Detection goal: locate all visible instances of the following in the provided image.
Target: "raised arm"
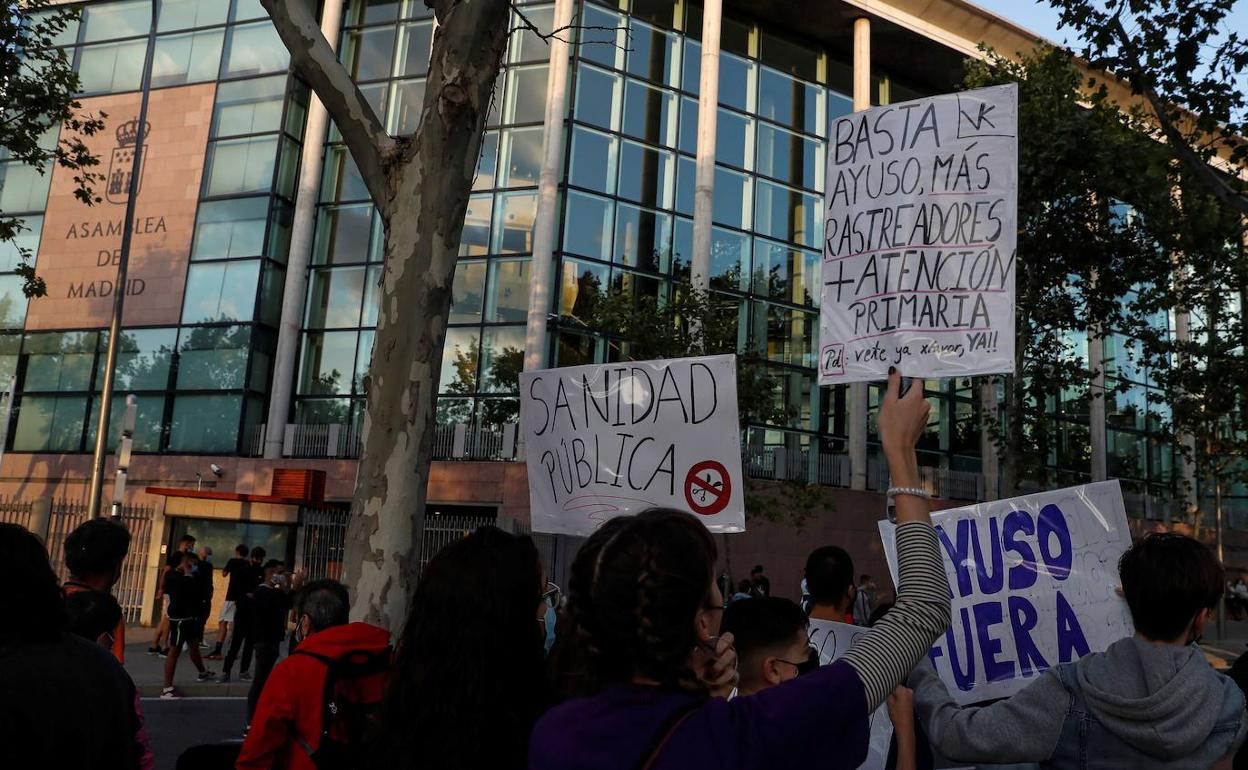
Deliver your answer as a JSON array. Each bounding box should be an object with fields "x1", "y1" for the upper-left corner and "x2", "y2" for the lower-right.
[{"x1": 841, "y1": 370, "x2": 951, "y2": 711}]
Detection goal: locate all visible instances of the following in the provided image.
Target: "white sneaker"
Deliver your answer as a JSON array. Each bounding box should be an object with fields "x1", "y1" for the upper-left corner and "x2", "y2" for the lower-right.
[
  {"x1": 239, "y1": 671, "x2": 252, "y2": 682},
  {"x1": 160, "y1": 687, "x2": 180, "y2": 700}
]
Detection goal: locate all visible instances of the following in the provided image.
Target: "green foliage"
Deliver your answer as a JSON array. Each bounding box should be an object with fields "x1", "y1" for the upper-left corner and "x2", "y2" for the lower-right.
[{"x1": 1, "y1": 0, "x2": 108, "y2": 298}]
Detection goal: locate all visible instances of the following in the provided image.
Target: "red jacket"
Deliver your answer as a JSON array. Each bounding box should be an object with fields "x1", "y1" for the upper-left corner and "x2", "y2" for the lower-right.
[{"x1": 236, "y1": 622, "x2": 391, "y2": 770}]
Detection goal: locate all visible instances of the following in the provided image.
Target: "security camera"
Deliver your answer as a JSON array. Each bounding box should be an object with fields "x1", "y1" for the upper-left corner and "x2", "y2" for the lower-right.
[{"x1": 210, "y1": 464, "x2": 224, "y2": 477}]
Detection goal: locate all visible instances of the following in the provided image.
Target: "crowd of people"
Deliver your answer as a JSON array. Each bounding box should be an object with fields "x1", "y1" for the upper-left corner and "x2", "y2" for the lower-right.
[{"x1": 3, "y1": 370, "x2": 1247, "y2": 770}]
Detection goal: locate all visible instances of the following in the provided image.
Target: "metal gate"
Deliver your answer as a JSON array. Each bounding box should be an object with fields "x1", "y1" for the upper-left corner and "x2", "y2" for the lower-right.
[{"x1": 43, "y1": 501, "x2": 155, "y2": 624}]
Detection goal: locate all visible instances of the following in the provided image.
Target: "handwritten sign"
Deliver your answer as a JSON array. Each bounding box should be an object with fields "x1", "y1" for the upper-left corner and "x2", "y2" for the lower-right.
[
  {"x1": 519, "y1": 355, "x2": 745, "y2": 536},
  {"x1": 879, "y1": 481, "x2": 1133, "y2": 704},
  {"x1": 819, "y1": 84, "x2": 1018, "y2": 384},
  {"x1": 808, "y1": 619, "x2": 893, "y2": 770}
]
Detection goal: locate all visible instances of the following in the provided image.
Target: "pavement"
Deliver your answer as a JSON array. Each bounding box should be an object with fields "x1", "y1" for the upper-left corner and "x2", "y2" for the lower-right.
[{"x1": 124, "y1": 625, "x2": 277, "y2": 697}]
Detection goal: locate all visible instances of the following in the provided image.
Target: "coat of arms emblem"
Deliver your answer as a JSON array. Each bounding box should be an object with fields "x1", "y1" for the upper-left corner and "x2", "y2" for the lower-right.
[{"x1": 106, "y1": 117, "x2": 150, "y2": 205}]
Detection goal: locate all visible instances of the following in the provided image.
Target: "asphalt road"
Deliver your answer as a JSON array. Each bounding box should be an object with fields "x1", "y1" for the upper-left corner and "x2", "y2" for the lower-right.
[{"x1": 141, "y1": 697, "x2": 247, "y2": 770}]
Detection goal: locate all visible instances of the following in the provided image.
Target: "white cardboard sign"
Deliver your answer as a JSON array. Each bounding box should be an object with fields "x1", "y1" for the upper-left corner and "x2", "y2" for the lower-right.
[
  {"x1": 808, "y1": 619, "x2": 894, "y2": 770},
  {"x1": 819, "y1": 83, "x2": 1018, "y2": 384},
  {"x1": 519, "y1": 355, "x2": 746, "y2": 536},
  {"x1": 879, "y1": 480, "x2": 1134, "y2": 704}
]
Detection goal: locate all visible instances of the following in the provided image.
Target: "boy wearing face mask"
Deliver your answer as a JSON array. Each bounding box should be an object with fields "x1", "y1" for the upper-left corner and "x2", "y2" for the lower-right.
[{"x1": 721, "y1": 597, "x2": 814, "y2": 696}]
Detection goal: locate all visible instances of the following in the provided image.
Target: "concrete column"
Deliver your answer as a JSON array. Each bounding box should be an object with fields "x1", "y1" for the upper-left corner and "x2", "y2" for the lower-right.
[
  {"x1": 264, "y1": 0, "x2": 347, "y2": 459},
  {"x1": 980, "y1": 380, "x2": 1000, "y2": 500},
  {"x1": 690, "y1": 0, "x2": 722, "y2": 290},
  {"x1": 1088, "y1": 331, "x2": 1108, "y2": 482},
  {"x1": 523, "y1": 0, "x2": 575, "y2": 372},
  {"x1": 848, "y1": 16, "x2": 871, "y2": 490}
]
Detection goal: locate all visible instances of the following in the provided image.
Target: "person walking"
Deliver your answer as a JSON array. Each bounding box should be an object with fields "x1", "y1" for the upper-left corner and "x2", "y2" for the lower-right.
[
  {"x1": 221, "y1": 546, "x2": 266, "y2": 683},
  {"x1": 150, "y1": 534, "x2": 195, "y2": 655},
  {"x1": 530, "y1": 369, "x2": 950, "y2": 770},
  {"x1": 236, "y1": 580, "x2": 390, "y2": 770},
  {"x1": 0, "y1": 523, "x2": 142, "y2": 770},
  {"x1": 161, "y1": 551, "x2": 215, "y2": 698},
  {"x1": 247, "y1": 560, "x2": 305, "y2": 723},
  {"x1": 208, "y1": 544, "x2": 250, "y2": 659},
  {"x1": 63, "y1": 517, "x2": 132, "y2": 663}
]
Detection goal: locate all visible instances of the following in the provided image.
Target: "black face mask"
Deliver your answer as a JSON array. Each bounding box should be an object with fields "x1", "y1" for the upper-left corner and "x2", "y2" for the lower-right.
[{"x1": 797, "y1": 646, "x2": 821, "y2": 676}]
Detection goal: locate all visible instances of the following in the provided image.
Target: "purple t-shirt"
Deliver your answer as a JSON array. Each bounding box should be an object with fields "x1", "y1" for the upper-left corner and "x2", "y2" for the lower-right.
[{"x1": 529, "y1": 659, "x2": 870, "y2": 770}]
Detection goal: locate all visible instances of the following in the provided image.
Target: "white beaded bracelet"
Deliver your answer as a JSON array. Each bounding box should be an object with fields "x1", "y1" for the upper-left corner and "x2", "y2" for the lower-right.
[{"x1": 887, "y1": 485, "x2": 931, "y2": 501}]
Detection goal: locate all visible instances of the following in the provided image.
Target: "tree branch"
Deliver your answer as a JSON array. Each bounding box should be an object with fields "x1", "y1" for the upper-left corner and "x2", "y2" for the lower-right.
[
  {"x1": 509, "y1": 3, "x2": 629, "y2": 48},
  {"x1": 261, "y1": 0, "x2": 393, "y2": 210},
  {"x1": 1109, "y1": 15, "x2": 1248, "y2": 219}
]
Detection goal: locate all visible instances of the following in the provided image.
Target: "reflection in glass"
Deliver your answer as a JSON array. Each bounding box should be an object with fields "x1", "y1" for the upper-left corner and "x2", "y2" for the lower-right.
[
  {"x1": 574, "y1": 65, "x2": 620, "y2": 130},
  {"x1": 715, "y1": 108, "x2": 751, "y2": 169},
  {"x1": 756, "y1": 123, "x2": 821, "y2": 189},
  {"x1": 560, "y1": 260, "x2": 607, "y2": 321},
  {"x1": 451, "y1": 261, "x2": 486, "y2": 323},
  {"x1": 306, "y1": 267, "x2": 365, "y2": 329},
  {"x1": 440, "y1": 329, "x2": 480, "y2": 394},
  {"x1": 500, "y1": 127, "x2": 543, "y2": 187},
  {"x1": 192, "y1": 198, "x2": 268, "y2": 260},
  {"x1": 298, "y1": 332, "x2": 357, "y2": 395},
  {"x1": 618, "y1": 141, "x2": 673, "y2": 209},
  {"x1": 712, "y1": 166, "x2": 751, "y2": 229},
  {"x1": 314, "y1": 204, "x2": 374, "y2": 264},
  {"x1": 76, "y1": 41, "x2": 146, "y2": 94},
  {"x1": 13, "y1": 396, "x2": 87, "y2": 452},
  {"x1": 626, "y1": 18, "x2": 678, "y2": 87},
  {"x1": 396, "y1": 21, "x2": 433, "y2": 76},
  {"x1": 223, "y1": 22, "x2": 290, "y2": 77},
  {"x1": 755, "y1": 181, "x2": 820, "y2": 249},
  {"x1": 482, "y1": 327, "x2": 525, "y2": 395},
  {"x1": 151, "y1": 29, "x2": 223, "y2": 88},
  {"x1": 569, "y1": 127, "x2": 617, "y2": 193},
  {"x1": 623, "y1": 80, "x2": 677, "y2": 147},
  {"x1": 203, "y1": 136, "x2": 279, "y2": 196},
  {"x1": 504, "y1": 65, "x2": 549, "y2": 124},
  {"x1": 614, "y1": 204, "x2": 671, "y2": 273},
  {"x1": 175, "y1": 325, "x2": 250, "y2": 389},
  {"x1": 710, "y1": 228, "x2": 749, "y2": 291},
  {"x1": 460, "y1": 194, "x2": 492, "y2": 257},
  {"x1": 181, "y1": 261, "x2": 260, "y2": 324},
  {"x1": 388, "y1": 78, "x2": 426, "y2": 135},
  {"x1": 563, "y1": 191, "x2": 613, "y2": 261},
  {"x1": 487, "y1": 259, "x2": 530, "y2": 322},
  {"x1": 212, "y1": 75, "x2": 287, "y2": 137},
  {"x1": 107, "y1": 328, "x2": 176, "y2": 391},
  {"x1": 23, "y1": 332, "x2": 98, "y2": 392},
  {"x1": 492, "y1": 192, "x2": 537, "y2": 254},
  {"x1": 168, "y1": 395, "x2": 242, "y2": 453}
]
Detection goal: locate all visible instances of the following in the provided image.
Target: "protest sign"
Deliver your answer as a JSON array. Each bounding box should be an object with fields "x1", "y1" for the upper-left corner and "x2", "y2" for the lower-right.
[
  {"x1": 879, "y1": 480, "x2": 1134, "y2": 704},
  {"x1": 808, "y1": 619, "x2": 893, "y2": 770},
  {"x1": 519, "y1": 354, "x2": 745, "y2": 536},
  {"x1": 819, "y1": 83, "x2": 1018, "y2": 384}
]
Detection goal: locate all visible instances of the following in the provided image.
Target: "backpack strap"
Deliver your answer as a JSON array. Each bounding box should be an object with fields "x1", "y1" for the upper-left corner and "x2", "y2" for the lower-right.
[{"x1": 634, "y1": 701, "x2": 699, "y2": 770}]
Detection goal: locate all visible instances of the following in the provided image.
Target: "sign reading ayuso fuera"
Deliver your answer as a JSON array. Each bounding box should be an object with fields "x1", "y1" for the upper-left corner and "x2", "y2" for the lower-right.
[
  {"x1": 519, "y1": 355, "x2": 746, "y2": 536},
  {"x1": 819, "y1": 84, "x2": 1018, "y2": 385}
]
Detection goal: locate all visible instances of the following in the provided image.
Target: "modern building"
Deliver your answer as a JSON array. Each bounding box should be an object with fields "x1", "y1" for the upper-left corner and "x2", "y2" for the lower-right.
[{"x1": 4, "y1": 0, "x2": 1244, "y2": 619}]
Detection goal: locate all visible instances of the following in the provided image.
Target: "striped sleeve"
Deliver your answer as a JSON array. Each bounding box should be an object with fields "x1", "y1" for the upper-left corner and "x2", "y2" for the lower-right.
[{"x1": 841, "y1": 522, "x2": 951, "y2": 711}]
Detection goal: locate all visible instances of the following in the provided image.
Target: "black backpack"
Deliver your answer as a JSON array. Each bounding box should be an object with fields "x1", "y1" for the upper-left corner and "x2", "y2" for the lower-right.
[{"x1": 293, "y1": 646, "x2": 392, "y2": 770}]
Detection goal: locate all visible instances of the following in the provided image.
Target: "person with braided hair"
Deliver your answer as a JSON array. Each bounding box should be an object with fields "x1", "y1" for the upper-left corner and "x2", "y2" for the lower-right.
[{"x1": 529, "y1": 368, "x2": 951, "y2": 770}]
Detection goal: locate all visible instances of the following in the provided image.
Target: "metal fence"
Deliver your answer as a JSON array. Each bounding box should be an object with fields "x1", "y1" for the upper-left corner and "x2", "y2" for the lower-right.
[{"x1": 0, "y1": 496, "x2": 32, "y2": 528}]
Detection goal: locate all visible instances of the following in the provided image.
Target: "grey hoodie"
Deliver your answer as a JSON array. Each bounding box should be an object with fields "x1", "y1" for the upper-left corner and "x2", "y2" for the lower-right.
[{"x1": 910, "y1": 636, "x2": 1248, "y2": 767}]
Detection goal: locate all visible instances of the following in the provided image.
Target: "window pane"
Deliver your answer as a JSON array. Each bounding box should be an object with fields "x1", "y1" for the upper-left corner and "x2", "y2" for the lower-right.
[
  {"x1": 504, "y1": 65, "x2": 548, "y2": 124},
  {"x1": 313, "y1": 204, "x2": 374, "y2": 264},
  {"x1": 77, "y1": 40, "x2": 146, "y2": 94},
  {"x1": 677, "y1": 98, "x2": 699, "y2": 157},
  {"x1": 192, "y1": 197, "x2": 267, "y2": 259},
  {"x1": 355, "y1": 329, "x2": 374, "y2": 391},
  {"x1": 712, "y1": 166, "x2": 751, "y2": 229},
  {"x1": 715, "y1": 108, "x2": 751, "y2": 169},
  {"x1": 23, "y1": 332, "x2": 97, "y2": 391},
  {"x1": 82, "y1": 0, "x2": 148, "y2": 42},
  {"x1": 440, "y1": 328, "x2": 479, "y2": 394},
  {"x1": 618, "y1": 141, "x2": 672, "y2": 209},
  {"x1": 0, "y1": 215, "x2": 42, "y2": 272},
  {"x1": 614, "y1": 203, "x2": 670, "y2": 273},
  {"x1": 474, "y1": 131, "x2": 498, "y2": 190},
  {"x1": 0, "y1": 275, "x2": 28, "y2": 328},
  {"x1": 569, "y1": 126, "x2": 617, "y2": 193},
  {"x1": 223, "y1": 22, "x2": 290, "y2": 77},
  {"x1": 460, "y1": 194, "x2": 492, "y2": 257},
  {"x1": 759, "y1": 31, "x2": 818, "y2": 82},
  {"x1": 151, "y1": 29, "x2": 224, "y2": 88},
  {"x1": 560, "y1": 259, "x2": 607, "y2": 321},
  {"x1": 486, "y1": 259, "x2": 530, "y2": 322},
  {"x1": 321, "y1": 146, "x2": 368, "y2": 203},
  {"x1": 754, "y1": 181, "x2": 820, "y2": 248},
  {"x1": 578, "y1": 5, "x2": 624, "y2": 70},
  {"x1": 451, "y1": 261, "x2": 486, "y2": 323},
  {"x1": 499, "y1": 126, "x2": 543, "y2": 187},
  {"x1": 710, "y1": 228, "x2": 749, "y2": 291},
  {"x1": 481, "y1": 327, "x2": 524, "y2": 393},
  {"x1": 14, "y1": 396, "x2": 86, "y2": 451},
  {"x1": 719, "y1": 52, "x2": 753, "y2": 111},
  {"x1": 345, "y1": 0, "x2": 401, "y2": 25},
  {"x1": 181, "y1": 261, "x2": 260, "y2": 324},
  {"x1": 108, "y1": 328, "x2": 176, "y2": 390},
  {"x1": 758, "y1": 68, "x2": 824, "y2": 135},
  {"x1": 176, "y1": 325, "x2": 250, "y2": 389},
  {"x1": 491, "y1": 192, "x2": 536, "y2": 254},
  {"x1": 168, "y1": 394, "x2": 241, "y2": 452},
  {"x1": 753, "y1": 303, "x2": 815, "y2": 368},
  {"x1": 267, "y1": 199, "x2": 295, "y2": 262},
  {"x1": 674, "y1": 155, "x2": 694, "y2": 216},
  {"x1": 159, "y1": 0, "x2": 228, "y2": 31},
  {"x1": 232, "y1": 0, "x2": 267, "y2": 22},
  {"x1": 212, "y1": 75, "x2": 286, "y2": 137},
  {"x1": 574, "y1": 65, "x2": 620, "y2": 131},
  {"x1": 0, "y1": 162, "x2": 51, "y2": 212},
  {"x1": 343, "y1": 26, "x2": 396, "y2": 81},
  {"x1": 753, "y1": 239, "x2": 819, "y2": 306},
  {"x1": 622, "y1": 79, "x2": 677, "y2": 147},
  {"x1": 298, "y1": 331, "x2": 357, "y2": 395},
  {"x1": 510, "y1": 6, "x2": 554, "y2": 63},
  {"x1": 396, "y1": 21, "x2": 433, "y2": 76},
  {"x1": 86, "y1": 394, "x2": 165, "y2": 452},
  {"x1": 557, "y1": 330, "x2": 598, "y2": 367},
  {"x1": 388, "y1": 78, "x2": 425, "y2": 135},
  {"x1": 563, "y1": 191, "x2": 613, "y2": 261},
  {"x1": 306, "y1": 267, "x2": 365, "y2": 329},
  {"x1": 203, "y1": 136, "x2": 278, "y2": 196},
  {"x1": 756, "y1": 123, "x2": 821, "y2": 189},
  {"x1": 626, "y1": 19, "x2": 677, "y2": 87}
]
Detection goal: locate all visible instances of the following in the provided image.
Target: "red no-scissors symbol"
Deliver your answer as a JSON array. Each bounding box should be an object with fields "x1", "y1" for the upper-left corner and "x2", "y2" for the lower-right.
[{"x1": 684, "y1": 460, "x2": 732, "y2": 516}]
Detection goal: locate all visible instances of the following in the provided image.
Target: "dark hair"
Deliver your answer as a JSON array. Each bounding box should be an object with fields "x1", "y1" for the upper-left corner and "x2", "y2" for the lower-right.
[
  {"x1": 64, "y1": 519, "x2": 131, "y2": 580},
  {"x1": 737, "y1": 579, "x2": 752, "y2": 593},
  {"x1": 167, "y1": 551, "x2": 185, "y2": 568},
  {"x1": 805, "y1": 545, "x2": 855, "y2": 606},
  {"x1": 65, "y1": 590, "x2": 122, "y2": 643},
  {"x1": 250, "y1": 546, "x2": 266, "y2": 560},
  {"x1": 177, "y1": 534, "x2": 196, "y2": 547},
  {"x1": 373, "y1": 526, "x2": 547, "y2": 770},
  {"x1": 0, "y1": 523, "x2": 65, "y2": 643},
  {"x1": 569, "y1": 508, "x2": 718, "y2": 692},
  {"x1": 751, "y1": 564, "x2": 764, "y2": 574},
  {"x1": 722, "y1": 597, "x2": 807, "y2": 661},
  {"x1": 297, "y1": 579, "x2": 349, "y2": 632},
  {"x1": 235, "y1": 544, "x2": 248, "y2": 556},
  {"x1": 262, "y1": 558, "x2": 282, "y2": 570},
  {"x1": 1120, "y1": 532, "x2": 1224, "y2": 641}
]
